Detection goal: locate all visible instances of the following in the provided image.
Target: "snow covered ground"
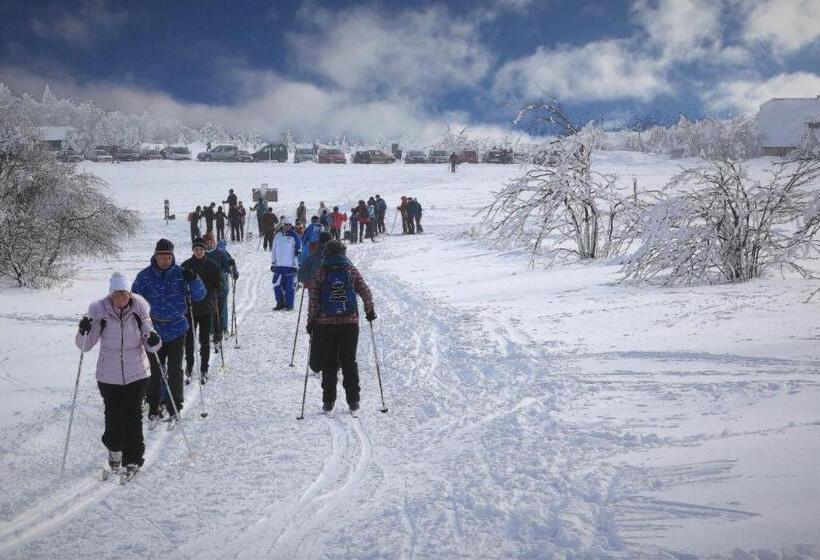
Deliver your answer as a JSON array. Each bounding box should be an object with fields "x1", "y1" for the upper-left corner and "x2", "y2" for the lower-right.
[{"x1": 0, "y1": 154, "x2": 818, "y2": 559}]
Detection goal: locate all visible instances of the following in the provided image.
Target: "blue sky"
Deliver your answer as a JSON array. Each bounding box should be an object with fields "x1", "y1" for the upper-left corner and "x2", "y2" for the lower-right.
[{"x1": 1, "y1": 0, "x2": 819, "y2": 140}]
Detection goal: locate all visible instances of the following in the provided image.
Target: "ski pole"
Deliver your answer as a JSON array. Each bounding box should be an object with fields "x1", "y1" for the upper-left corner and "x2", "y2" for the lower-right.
[
  {"x1": 213, "y1": 299, "x2": 226, "y2": 369},
  {"x1": 289, "y1": 288, "x2": 306, "y2": 367},
  {"x1": 60, "y1": 328, "x2": 88, "y2": 475},
  {"x1": 187, "y1": 300, "x2": 208, "y2": 419},
  {"x1": 369, "y1": 321, "x2": 388, "y2": 413},
  {"x1": 390, "y1": 209, "x2": 398, "y2": 235},
  {"x1": 152, "y1": 352, "x2": 198, "y2": 458},
  {"x1": 296, "y1": 334, "x2": 312, "y2": 420},
  {"x1": 232, "y1": 276, "x2": 240, "y2": 349},
  {"x1": 230, "y1": 277, "x2": 236, "y2": 337}
]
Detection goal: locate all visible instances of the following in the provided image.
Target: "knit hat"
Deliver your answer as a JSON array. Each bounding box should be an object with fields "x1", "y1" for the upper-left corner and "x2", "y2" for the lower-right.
[
  {"x1": 154, "y1": 238, "x2": 174, "y2": 255},
  {"x1": 109, "y1": 272, "x2": 130, "y2": 295},
  {"x1": 192, "y1": 237, "x2": 206, "y2": 250},
  {"x1": 202, "y1": 232, "x2": 215, "y2": 244},
  {"x1": 318, "y1": 232, "x2": 332, "y2": 243},
  {"x1": 282, "y1": 216, "x2": 293, "y2": 225},
  {"x1": 325, "y1": 240, "x2": 346, "y2": 256}
]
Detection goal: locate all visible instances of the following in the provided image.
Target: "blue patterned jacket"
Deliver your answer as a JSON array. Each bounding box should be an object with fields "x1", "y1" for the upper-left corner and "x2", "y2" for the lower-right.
[{"x1": 131, "y1": 256, "x2": 206, "y2": 341}]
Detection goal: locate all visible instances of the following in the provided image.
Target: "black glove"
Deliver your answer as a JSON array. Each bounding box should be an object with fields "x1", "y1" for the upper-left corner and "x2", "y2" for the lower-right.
[
  {"x1": 146, "y1": 331, "x2": 161, "y2": 346},
  {"x1": 232, "y1": 269, "x2": 239, "y2": 281},
  {"x1": 366, "y1": 310, "x2": 377, "y2": 322},
  {"x1": 181, "y1": 266, "x2": 197, "y2": 282},
  {"x1": 306, "y1": 322, "x2": 315, "y2": 335},
  {"x1": 270, "y1": 265, "x2": 276, "y2": 273},
  {"x1": 78, "y1": 316, "x2": 92, "y2": 335}
]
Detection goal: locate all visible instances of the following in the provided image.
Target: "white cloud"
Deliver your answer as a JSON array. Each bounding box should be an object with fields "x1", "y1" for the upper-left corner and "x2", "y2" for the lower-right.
[
  {"x1": 0, "y1": 65, "x2": 531, "y2": 145},
  {"x1": 287, "y1": 6, "x2": 492, "y2": 98},
  {"x1": 30, "y1": 0, "x2": 128, "y2": 48},
  {"x1": 703, "y1": 71, "x2": 820, "y2": 113},
  {"x1": 493, "y1": 39, "x2": 670, "y2": 103},
  {"x1": 743, "y1": 0, "x2": 820, "y2": 54},
  {"x1": 633, "y1": 0, "x2": 723, "y2": 63}
]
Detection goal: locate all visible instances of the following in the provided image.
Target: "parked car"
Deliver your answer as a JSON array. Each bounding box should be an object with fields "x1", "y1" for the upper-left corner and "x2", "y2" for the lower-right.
[
  {"x1": 294, "y1": 147, "x2": 315, "y2": 163},
  {"x1": 162, "y1": 146, "x2": 192, "y2": 160},
  {"x1": 86, "y1": 148, "x2": 113, "y2": 162},
  {"x1": 427, "y1": 150, "x2": 449, "y2": 164},
  {"x1": 197, "y1": 144, "x2": 241, "y2": 162},
  {"x1": 57, "y1": 148, "x2": 83, "y2": 163},
  {"x1": 252, "y1": 143, "x2": 288, "y2": 162},
  {"x1": 236, "y1": 150, "x2": 253, "y2": 162},
  {"x1": 115, "y1": 147, "x2": 140, "y2": 162},
  {"x1": 353, "y1": 150, "x2": 396, "y2": 164},
  {"x1": 140, "y1": 149, "x2": 162, "y2": 160},
  {"x1": 459, "y1": 150, "x2": 479, "y2": 163},
  {"x1": 404, "y1": 150, "x2": 429, "y2": 164},
  {"x1": 317, "y1": 148, "x2": 346, "y2": 164},
  {"x1": 483, "y1": 148, "x2": 514, "y2": 164}
]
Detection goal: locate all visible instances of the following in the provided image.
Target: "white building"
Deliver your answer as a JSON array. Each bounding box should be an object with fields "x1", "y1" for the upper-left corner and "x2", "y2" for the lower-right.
[{"x1": 758, "y1": 97, "x2": 820, "y2": 156}]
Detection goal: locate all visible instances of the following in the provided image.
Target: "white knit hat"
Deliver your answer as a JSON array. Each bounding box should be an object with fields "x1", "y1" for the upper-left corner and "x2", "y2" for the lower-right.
[
  {"x1": 282, "y1": 216, "x2": 293, "y2": 225},
  {"x1": 109, "y1": 272, "x2": 130, "y2": 295}
]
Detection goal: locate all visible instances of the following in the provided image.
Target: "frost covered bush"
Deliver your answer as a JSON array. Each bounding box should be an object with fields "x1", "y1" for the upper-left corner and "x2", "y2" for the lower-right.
[
  {"x1": 481, "y1": 102, "x2": 644, "y2": 262},
  {"x1": 0, "y1": 140, "x2": 139, "y2": 287},
  {"x1": 623, "y1": 155, "x2": 820, "y2": 285},
  {"x1": 607, "y1": 115, "x2": 761, "y2": 160}
]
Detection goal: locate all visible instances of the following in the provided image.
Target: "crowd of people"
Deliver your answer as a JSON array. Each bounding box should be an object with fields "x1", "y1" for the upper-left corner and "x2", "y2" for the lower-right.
[{"x1": 72, "y1": 188, "x2": 424, "y2": 479}]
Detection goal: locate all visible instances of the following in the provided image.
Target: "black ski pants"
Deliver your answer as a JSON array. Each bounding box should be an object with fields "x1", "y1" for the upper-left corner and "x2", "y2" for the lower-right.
[
  {"x1": 414, "y1": 215, "x2": 423, "y2": 233},
  {"x1": 147, "y1": 334, "x2": 185, "y2": 417},
  {"x1": 231, "y1": 223, "x2": 241, "y2": 242},
  {"x1": 185, "y1": 313, "x2": 212, "y2": 374},
  {"x1": 206, "y1": 218, "x2": 214, "y2": 234},
  {"x1": 216, "y1": 222, "x2": 225, "y2": 241},
  {"x1": 316, "y1": 324, "x2": 360, "y2": 407},
  {"x1": 98, "y1": 378, "x2": 148, "y2": 466}
]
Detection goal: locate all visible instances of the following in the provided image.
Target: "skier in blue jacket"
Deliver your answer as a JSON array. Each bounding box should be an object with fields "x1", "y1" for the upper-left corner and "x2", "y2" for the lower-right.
[
  {"x1": 132, "y1": 238, "x2": 206, "y2": 424},
  {"x1": 299, "y1": 216, "x2": 324, "y2": 266},
  {"x1": 271, "y1": 217, "x2": 301, "y2": 310}
]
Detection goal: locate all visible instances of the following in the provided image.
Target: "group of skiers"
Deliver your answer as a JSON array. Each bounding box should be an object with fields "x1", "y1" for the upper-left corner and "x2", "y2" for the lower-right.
[
  {"x1": 187, "y1": 189, "x2": 247, "y2": 243},
  {"x1": 75, "y1": 234, "x2": 239, "y2": 479},
  {"x1": 70, "y1": 191, "x2": 428, "y2": 480},
  {"x1": 398, "y1": 196, "x2": 423, "y2": 234}
]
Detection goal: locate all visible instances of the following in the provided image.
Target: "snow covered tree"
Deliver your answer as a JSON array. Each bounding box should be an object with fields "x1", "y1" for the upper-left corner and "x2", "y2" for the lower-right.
[
  {"x1": 622, "y1": 155, "x2": 820, "y2": 286},
  {"x1": 481, "y1": 101, "x2": 644, "y2": 262},
  {"x1": 0, "y1": 142, "x2": 139, "y2": 287}
]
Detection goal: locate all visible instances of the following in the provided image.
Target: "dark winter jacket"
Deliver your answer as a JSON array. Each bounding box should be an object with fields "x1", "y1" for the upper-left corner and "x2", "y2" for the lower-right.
[
  {"x1": 131, "y1": 257, "x2": 206, "y2": 342},
  {"x1": 76, "y1": 294, "x2": 162, "y2": 385},
  {"x1": 409, "y1": 200, "x2": 422, "y2": 218},
  {"x1": 203, "y1": 206, "x2": 215, "y2": 227},
  {"x1": 297, "y1": 244, "x2": 326, "y2": 286},
  {"x1": 262, "y1": 212, "x2": 278, "y2": 234},
  {"x1": 181, "y1": 255, "x2": 222, "y2": 316},
  {"x1": 228, "y1": 205, "x2": 242, "y2": 226},
  {"x1": 215, "y1": 208, "x2": 226, "y2": 227},
  {"x1": 307, "y1": 255, "x2": 374, "y2": 326},
  {"x1": 252, "y1": 200, "x2": 269, "y2": 218},
  {"x1": 224, "y1": 192, "x2": 238, "y2": 207},
  {"x1": 207, "y1": 243, "x2": 235, "y2": 295},
  {"x1": 296, "y1": 204, "x2": 307, "y2": 224}
]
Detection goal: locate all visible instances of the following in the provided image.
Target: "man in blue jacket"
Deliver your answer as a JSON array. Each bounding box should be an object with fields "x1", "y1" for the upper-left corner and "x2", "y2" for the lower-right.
[
  {"x1": 132, "y1": 238, "x2": 206, "y2": 424},
  {"x1": 271, "y1": 218, "x2": 302, "y2": 310}
]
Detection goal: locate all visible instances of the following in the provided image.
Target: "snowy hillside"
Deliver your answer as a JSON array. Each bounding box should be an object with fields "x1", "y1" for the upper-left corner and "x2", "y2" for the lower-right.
[{"x1": 0, "y1": 155, "x2": 818, "y2": 559}]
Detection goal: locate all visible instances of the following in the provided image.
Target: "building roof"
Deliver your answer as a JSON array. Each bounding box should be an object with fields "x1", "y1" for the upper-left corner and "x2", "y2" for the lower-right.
[
  {"x1": 36, "y1": 126, "x2": 73, "y2": 142},
  {"x1": 758, "y1": 97, "x2": 820, "y2": 148}
]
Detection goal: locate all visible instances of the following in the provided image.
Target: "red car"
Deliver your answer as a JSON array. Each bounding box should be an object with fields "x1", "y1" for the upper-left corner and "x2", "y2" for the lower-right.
[
  {"x1": 317, "y1": 148, "x2": 346, "y2": 163},
  {"x1": 459, "y1": 150, "x2": 479, "y2": 163}
]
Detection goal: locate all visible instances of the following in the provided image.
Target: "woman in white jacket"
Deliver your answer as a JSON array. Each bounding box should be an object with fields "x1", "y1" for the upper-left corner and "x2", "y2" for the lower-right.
[{"x1": 75, "y1": 272, "x2": 162, "y2": 475}]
